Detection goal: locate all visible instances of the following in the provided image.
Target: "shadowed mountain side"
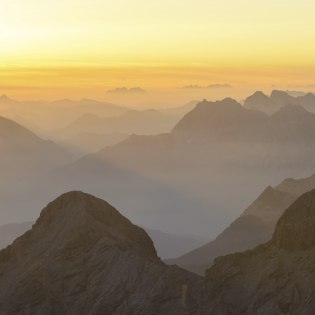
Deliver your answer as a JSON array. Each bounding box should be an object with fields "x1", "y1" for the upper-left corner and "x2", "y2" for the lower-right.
[
  {"x1": 167, "y1": 186, "x2": 297, "y2": 274},
  {"x1": 0, "y1": 96, "x2": 129, "y2": 135},
  {"x1": 173, "y1": 98, "x2": 267, "y2": 140},
  {"x1": 0, "y1": 220, "x2": 208, "y2": 259},
  {"x1": 4, "y1": 98, "x2": 315, "y2": 238},
  {"x1": 203, "y1": 189, "x2": 315, "y2": 314},
  {"x1": 0, "y1": 192, "x2": 202, "y2": 315},
  {"x1": 3, "y1": 190, "x2": 315, "y2": 314}
]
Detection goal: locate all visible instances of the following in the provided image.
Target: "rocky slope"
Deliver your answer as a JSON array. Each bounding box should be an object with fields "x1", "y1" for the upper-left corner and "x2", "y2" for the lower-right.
[
  {"x1": 169, "y1": 171, "x2": 315, "y2": 276},
  {"x1": 0, "y1": 220, "x2": 208, "y2": 259},
  {"x1": 203, "y1": 189, "x2": 315, "y2": 314},
  {"x1": 0, "y1": 192, "x2": 201, "y2": 315},
  {"x1": 3, "y1": 190, "x2": 315, "y2": 314},
  {"x1": 167, "y1": 186, "x2": 296, "y2": 274},
  {"x1": 0, "y1": 222, "x2": 33, "y2": 250}
]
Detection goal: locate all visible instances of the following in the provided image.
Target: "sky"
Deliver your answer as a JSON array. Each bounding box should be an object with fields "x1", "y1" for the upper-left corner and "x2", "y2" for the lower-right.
[{"x1": 1, "y1": 0, "x2": 315, "y2": 106}]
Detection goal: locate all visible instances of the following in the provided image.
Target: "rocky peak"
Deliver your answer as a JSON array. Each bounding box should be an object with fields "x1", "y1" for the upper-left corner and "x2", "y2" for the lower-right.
[
  {"x1": 273, "y1": 189, "x2": 315, "y2": 251},
  {"x1": 1, "y1": 191, "x2": 157, "y2": 261}
]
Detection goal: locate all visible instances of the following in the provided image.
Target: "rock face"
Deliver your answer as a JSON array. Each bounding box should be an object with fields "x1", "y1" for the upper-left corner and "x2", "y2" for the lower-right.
[
  {"x1": 274, "y1": 189, "x2": 315, "y2": 251},
  {"x1": 0, "y1": 192, "x2": 201, "y2": 315},
  {"x1": 203, "y1": 189, "x2": 315, "y2": 314}
]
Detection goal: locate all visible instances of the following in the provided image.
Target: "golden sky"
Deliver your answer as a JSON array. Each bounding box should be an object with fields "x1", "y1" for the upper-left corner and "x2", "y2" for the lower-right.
[{"x1": 1, "y1": 0, "x2": 315, "y2": 105}]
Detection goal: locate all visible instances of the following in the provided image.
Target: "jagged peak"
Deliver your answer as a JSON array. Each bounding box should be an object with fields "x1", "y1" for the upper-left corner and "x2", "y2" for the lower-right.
[{"x1": 195, "y1": 97, "x2": 240, "y2": 111}]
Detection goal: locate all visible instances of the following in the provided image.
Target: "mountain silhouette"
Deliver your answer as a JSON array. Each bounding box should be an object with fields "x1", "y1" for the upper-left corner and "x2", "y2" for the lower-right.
[
  {"x1": 203, "y1": 188, "x2": 315, "y2": 314},
  {"x1": 244, "y1": 89, "x2": 315, "y2": 114},
  {"x1": 0, "y1": 192, "x2": 200, "y2": 314},
  {"x1": 3, "y1": 190, "x2": 315, "y2": 313}
]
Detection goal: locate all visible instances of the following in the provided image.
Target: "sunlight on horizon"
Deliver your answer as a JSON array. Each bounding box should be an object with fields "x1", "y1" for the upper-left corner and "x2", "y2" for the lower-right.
[{"x1": 1, "y1": 0, "x2": 315, "y2": 102}]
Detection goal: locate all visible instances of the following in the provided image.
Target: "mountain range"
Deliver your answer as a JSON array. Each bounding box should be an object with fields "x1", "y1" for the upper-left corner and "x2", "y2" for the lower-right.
[
  {"x1": 2, "y1": 189, "x2": 315, "y2": 314},
  {"x1": 4, "y1": 96, "x2": 315, "y2": 238},
  {"x1": 244, "y1": 90, "x2": 315, "y2": 114},
  {"x1": 168, "y1": 171, "x2": 315, "y2": 274}
]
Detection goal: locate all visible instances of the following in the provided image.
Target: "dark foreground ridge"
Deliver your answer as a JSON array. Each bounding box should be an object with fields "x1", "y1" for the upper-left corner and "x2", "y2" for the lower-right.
[
  {"x1": 2, "y1": 190, "x2": 315, "y2": 314},
  {"x1": 0, "y1": 191, "x2": 201, "y2": 315}
]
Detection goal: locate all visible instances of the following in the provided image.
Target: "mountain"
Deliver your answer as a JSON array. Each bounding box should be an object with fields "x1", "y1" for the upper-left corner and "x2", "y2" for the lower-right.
[
  {"x1": 0, "y1": 192, "x2": 201, "y2": 314},
  {"x1": 0, "y1": 116, "x2": 73, "y2": 178},
  {"x1": 0, "y1": 220, "x2": 208, "y2": 259},
  {"x1": 3, "y1": 190, "x2": 315, "y2": 314},
  {"x1": 0, "y1": 95, "x2": 129, "y2": 136},
  {"x1": 0, "y1": 116, "x2": 75, "y2": 224},
  {"x1": 173, "y1": 98, "x2": 267, "y2": 141},
  {"x1": 168, "y1": 169, "x2": 315, "y2": 275},
  {"x1": 203, "y1": 188, "x2": 315, "y2": 314},
  {"x1": 6, "y1": 97, "x2": 315, "y2": 238},
  {"x1": 0, "y1": 222, "x2": 33, "y2": 250},
  {"x1": 60, "y1": 132, "x2": 128, "y2": 156},
  {"x1": 162, "y1": 100, "x2": 198, "y2": 117},
  {"x1": 244, "y1": 89, "x2": 315, "y2": 114},
  {"x1": 167, "y1": 186, "x2": 296, "y2": 274},
  {"x1": 58, "y1": 109, "x2": 179, "y2": 140}
]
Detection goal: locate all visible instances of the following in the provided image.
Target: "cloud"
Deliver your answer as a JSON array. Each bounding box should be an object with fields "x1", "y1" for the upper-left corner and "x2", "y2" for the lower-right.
[
  {"x1": 182, "y1": 84, "x2": 232, "y2": 90},
  {"x1": 107, "y1": 87, "x2": 147, "y2": 94}
]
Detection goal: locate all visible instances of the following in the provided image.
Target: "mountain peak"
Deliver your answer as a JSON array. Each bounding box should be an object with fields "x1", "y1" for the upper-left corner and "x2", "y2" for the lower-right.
[
  {"x1": 2, "y1": 191, "x2": 157, "y2": 261},
  {"x1": 251, "y1": 91, "x2": 269, "y2": 98},
  {"x1": 273, "y1": 189, "x2": 315, "y2": 251},
  {"x1": 243, "y1": 91, "x2": 275, "y2": 114},
  {"x1": 270, "y1": 90, "x2": 290, "y2": 97}
]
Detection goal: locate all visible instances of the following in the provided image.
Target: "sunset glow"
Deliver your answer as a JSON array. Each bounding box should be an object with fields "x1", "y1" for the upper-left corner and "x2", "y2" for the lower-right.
[{"x1": 1, "y1": 0, "x2": 315, "y2": 103}]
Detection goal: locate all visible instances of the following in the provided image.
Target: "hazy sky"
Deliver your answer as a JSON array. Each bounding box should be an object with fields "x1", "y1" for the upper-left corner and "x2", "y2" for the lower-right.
[{"x1": 1, "y1": 0, "x2": 315, "y2": 105}]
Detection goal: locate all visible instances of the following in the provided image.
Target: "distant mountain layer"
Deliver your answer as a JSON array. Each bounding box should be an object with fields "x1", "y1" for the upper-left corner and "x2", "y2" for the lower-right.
[
  {"x1": 0, "y1": 115, "x2": 73, "y2": 178},
  {"x1": 168, "y1": 172, "x2": 315, "y2": 275},
  {"x1": 201, "y1": 188, "x2": 315, "y2": 314},
  {"x1": 2, "y1": 190, "x2": 315, "y2": 314},
  {"x1": 244, "y1": 90, "x2": 315, "y2": 114},
  {"x1": 4, "y1": 97, "x2": 315, "y2": 237},
  {"x1": 59, "y1": 109, "x2": 178, "y2": 138},
  {"x1": 0, "y1": 221, "x2": 208, "y2": 259}
]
